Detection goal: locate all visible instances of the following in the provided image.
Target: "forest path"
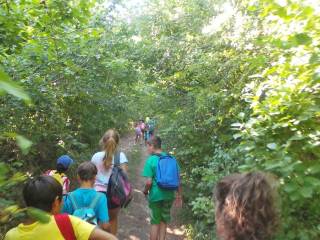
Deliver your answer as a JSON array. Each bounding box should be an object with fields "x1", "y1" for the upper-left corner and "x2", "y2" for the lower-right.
[{"x1": 117, "y1": 134, "x2": 186, "y2": 240}]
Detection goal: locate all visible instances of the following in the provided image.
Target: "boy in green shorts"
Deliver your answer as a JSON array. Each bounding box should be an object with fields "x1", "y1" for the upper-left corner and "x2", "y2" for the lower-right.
[
  {"x1": 4, "y1": 175, "x2": 117, "y2": 240},
  {"x1": 142, "y1": 136, "x2": 182, "y2": 240}
]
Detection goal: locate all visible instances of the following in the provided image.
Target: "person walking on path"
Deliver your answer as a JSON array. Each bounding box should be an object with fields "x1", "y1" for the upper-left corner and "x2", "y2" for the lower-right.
[
  {"x1": 91, "y1": 129, "x2": 129, "y2": 236},
  {"x1": 4, "y1": 176, "x2": 117, "y2": 240},
  {"x1": 45, "y1": 155, "x2": 74, "y2": 195},
  {"x1": 139, "y1": 119, "x2": 146, "y2": 142},
  {"x1": 62, "y1": 162, "x2": 110, "y2": 232},
  {"x1": 146, "y1": 117, "x2": 156, "y2": 138},
  {"x1": 142, "y1": 136, "x2": 182, "y2": 240},
  {"x1": 134, "y1": 122, "x2": 142, "y2": 145}
]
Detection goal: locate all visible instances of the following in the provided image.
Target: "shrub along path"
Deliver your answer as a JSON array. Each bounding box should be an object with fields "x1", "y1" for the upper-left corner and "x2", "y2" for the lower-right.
[{"x1": 117, "y1": 135, "x2": 186, "y2": 240}]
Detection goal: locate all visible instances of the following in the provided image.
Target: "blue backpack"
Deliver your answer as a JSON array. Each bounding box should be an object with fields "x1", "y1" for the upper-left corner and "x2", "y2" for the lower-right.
[
  {"x1": 155, "y1": 154, "x2": 180, "y2": 190},
  {"x1": 69, "y1": 193, "x2": 101, "y2": 225}
]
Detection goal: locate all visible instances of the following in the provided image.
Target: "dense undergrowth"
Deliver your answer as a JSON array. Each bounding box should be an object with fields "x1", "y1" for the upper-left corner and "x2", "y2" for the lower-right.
[{"x1": 1, "y1": 0, "x2": 319, "y2": 239}]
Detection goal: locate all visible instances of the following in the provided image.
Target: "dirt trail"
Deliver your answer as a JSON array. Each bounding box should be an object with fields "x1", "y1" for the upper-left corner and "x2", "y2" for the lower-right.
[{"x1": 117, "y1": 135, "x2": 186, "y2": 240}]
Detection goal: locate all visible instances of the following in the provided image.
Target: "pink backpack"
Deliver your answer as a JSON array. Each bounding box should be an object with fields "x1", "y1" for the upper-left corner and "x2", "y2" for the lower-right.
[{"x1": 107, "y1": 152, "x2": 133, "y2": 208}]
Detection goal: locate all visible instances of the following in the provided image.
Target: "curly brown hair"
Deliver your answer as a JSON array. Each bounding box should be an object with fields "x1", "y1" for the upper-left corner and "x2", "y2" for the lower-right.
[{"x1": 214, "y1": 172, "x2": 278, "y2": 240}]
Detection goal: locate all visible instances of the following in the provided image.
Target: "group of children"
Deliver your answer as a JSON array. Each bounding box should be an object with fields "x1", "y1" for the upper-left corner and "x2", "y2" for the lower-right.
[
  {"x1": 4, "y1": 127, "x2": 279, "y2": 240},
  {"x1": 134, "y1": 117, "x2": 156, "y2": 145},
  {"x1": 4, "y1": 129, "x2": 127, "y2": 240}
]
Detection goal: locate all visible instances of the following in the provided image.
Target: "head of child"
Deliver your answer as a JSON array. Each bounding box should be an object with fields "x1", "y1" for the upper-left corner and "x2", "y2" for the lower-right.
[
  {"x1": 99, "y1": 129, "x2": 120, "y2": 169},
  {"x1": 214, "y1": 172, "x2": 278, "y2": 240},
  {"x1": 77, "y1": 162, "x2": 97, "y2": 187},
  {"x1": 56, "y1": 155, "x2": 74, "y2": 174},
  {"x1": 146, "y1": 136, "x2": 161, "y2": 155},
  {"x1": 23, "y1": 176, "x2": 63, "y2": 215}
]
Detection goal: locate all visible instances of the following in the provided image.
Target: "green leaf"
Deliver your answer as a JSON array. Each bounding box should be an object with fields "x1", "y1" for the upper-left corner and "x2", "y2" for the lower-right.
[
  {"x1": 27, "y1": 208, "x2": 50, "y2": 223},
  {"x1": 300, "y1": 187, "x2": 313, "y2": 198},
  {"x1": 16, "y1": 135, "x2": 32, "y2": 155},
  {"x1": 309, "y1": 165, "x2": 320, "y2": 174},
  {"x1": 309, "y1": 53, "x2": 320, "y2": 64},
  {"x1": 283, "y1": 182, "x2": 297, "y2": 193},
  {"x1": 0, "y1": 163, "x2": 9, "y2": 183},
  {"x1": 233, "y1": 133, "x2": 242, "y2": 140},
  {"x1": 231, "y1": 122, "x2": 242, "y2": 128},
  {"x1": 267, "y1": 143, "x2": 277, "y2": 150},
  {"x1": 0, "y1": 68, "x2": 31, "y2": 103},
  {"x1": 293, "y1": 33, "x2": 312, "y2": 45},
  {"x1": 238, "y1": 112, "x2": 245, "y2": 119}
]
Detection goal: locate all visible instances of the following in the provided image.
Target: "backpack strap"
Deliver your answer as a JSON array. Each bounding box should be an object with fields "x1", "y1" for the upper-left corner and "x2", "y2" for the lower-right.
[
  {"x1": 54, "y1": 214, "x2": 76, "y2": 240},
  {"x1": 114, "y1": 151, "x2": 121, "y2": 166},
  {"x1": 69, "y1": 192, "x2": 79, "y2": 211},
  {"x1": 89, "y1": 194, "x2": 101, "y2": 209}
]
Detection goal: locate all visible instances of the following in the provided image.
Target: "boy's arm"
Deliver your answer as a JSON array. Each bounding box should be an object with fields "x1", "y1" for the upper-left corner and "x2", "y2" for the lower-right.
[
  {"x1": 99, "y1": 223, "x2": 111, "y2": 232},
  {"x1": 141, "y1": 158, "x2": 153, "y2": 196},
  {"x1": 97, "y1": 194, "x2": 111, "y2": 232},
  {"x1": 143, "y1": 178, "x2": 152, "y2": 195},
  {"x1": 174, "y1": 173, "x2": 183, "y2": 208},
  {"x1": 89, "y1": 228, "x2": 117, "y2": 240},
  {"x1": 61, "y1": 195, "x2": 73, "y2": 214},
  {"x1": 174, "y1": 185, "x2": 183, "y2": 207}
]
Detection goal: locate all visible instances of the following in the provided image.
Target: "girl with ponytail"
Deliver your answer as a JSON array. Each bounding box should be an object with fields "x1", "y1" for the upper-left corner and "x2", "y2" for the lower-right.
[{"x1": 91, "y1": 129, "x2": 129, "y2": 235}]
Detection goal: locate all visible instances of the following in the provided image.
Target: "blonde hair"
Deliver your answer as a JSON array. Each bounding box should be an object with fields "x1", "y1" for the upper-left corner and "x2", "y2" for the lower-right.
[{"x1": 99, "y1": 129, "x2": 120, "y2": 169}]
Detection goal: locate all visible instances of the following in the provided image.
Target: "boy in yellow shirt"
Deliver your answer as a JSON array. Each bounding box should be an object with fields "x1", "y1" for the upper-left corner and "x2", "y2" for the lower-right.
[
  {"x1": 4, "y1": 175, "x2": 117, "y2": 240},
  {"x1": 45, "y1": 155, "x2": 74, "y2": 195}
]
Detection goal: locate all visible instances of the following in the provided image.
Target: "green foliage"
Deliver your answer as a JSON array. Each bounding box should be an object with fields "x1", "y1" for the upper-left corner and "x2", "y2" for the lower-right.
[
  {"x1": 128, "y1": 0, "x2": 320, "y2": 239},
  {"x1": 1, "y1": 0, "x2": 319, "y2": 239},
  {"x1": 26, "y1": 208, "x2": 50, "y2": 224},
  {"x1": 0, "y1": 68, "x2": 31, "y2": 103},
  {"x1": 0, "y1": 0, "x2": 139, "y2": 235}
]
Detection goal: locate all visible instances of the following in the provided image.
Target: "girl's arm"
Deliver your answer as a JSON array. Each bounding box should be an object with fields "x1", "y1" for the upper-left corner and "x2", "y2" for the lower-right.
[{"x1": 120, "y1": 163, "x2": 128, "y2": 173}]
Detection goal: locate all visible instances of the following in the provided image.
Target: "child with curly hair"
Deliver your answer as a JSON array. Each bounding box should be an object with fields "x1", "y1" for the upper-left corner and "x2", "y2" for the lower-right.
[{"x1": 214, "y1": 172, "x2": 278, "y2": 240}]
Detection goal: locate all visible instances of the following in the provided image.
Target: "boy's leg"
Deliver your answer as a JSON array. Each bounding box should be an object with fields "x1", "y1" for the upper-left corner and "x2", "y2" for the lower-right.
[
  {"x1": 149, "y1": 201, "x2": 162, "y2": 240},
  {"x1": 158, "y1": 200, "x2": 174, "y2": 240},
  {"x1": 150, "y1": 224, "x2": 160, "y2": 240},
  {"x1": 159, "y1": 222, "x2": 167, "y2": 240}
]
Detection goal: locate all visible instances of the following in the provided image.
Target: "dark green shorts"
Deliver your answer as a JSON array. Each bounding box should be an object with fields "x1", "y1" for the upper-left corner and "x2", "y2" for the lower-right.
[{"x1": 149, "y1": 200, "x2": 173, "y2": 224}]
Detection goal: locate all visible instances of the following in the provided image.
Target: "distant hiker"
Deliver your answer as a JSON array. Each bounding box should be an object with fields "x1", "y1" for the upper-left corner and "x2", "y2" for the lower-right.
[
  {"x1": 134, "y1": 122, "x2": 142, "y2": 145},
  {"x1": 4, "y1": 175, "x2": 117, "y2": 240},
  {"x1": 45, "y1": 155, "x2": 74, "y2": 195},
  {"x1": 62, "y1": 162, "x2": 110, "y2": 232},
  {"x1": 144, "y1": 123, "x2": 150, "y2": 145},
  {"x1": 142, "y1": 136, "x2": 182, "y2": 240},
  {"x1": 214, "y1": 172, "x2": 278, "y2": 240},
  {"x1": 146, "y1": 117, "x2": 156, "y2": 138},
  {"x1": 139, "y1": 119, "x2": 146, "y2": 140},
  {"x1": 91, "y1": 129, "x2": 129, "y2": 236}
]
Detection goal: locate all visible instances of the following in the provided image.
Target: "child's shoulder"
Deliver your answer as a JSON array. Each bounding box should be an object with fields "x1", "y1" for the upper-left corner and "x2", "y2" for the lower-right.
[
  {"x1": 4, "y1": 226, "x2": 18, "y2": 240},
  {"x1": 91, "y1": 151, "x2": 105, "y2": 161},
  {"x1": 96, "y1": 191, "x2": 106, "y2": 199}
]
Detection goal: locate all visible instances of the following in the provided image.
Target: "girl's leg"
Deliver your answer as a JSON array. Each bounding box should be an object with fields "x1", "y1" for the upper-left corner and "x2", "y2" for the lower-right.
[{"x1": 108, "y1": 207, "x2": 120, "y2": 235}]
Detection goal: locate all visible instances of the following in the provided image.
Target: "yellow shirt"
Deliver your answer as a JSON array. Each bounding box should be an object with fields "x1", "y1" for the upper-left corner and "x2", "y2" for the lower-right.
[{"x1": 4, "y1": 215, "x2": 95, "y2": 240}]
